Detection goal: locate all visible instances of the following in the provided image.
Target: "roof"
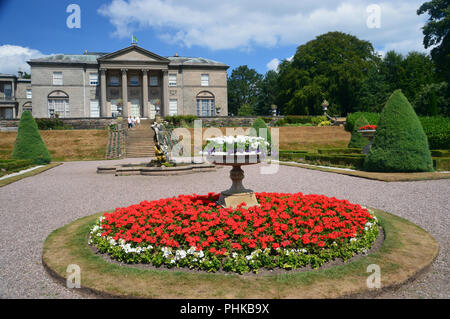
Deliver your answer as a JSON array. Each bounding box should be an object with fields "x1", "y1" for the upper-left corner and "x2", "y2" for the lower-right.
[
  {"x1": 0, "y1": 73, "x2": 16, "y2": 78},
  {"x1": 167, "y1": 56, "x2": 228, "y2": 68},
  {"x1": 29, "y1": 54, "x2": 104, "y2": 64}
]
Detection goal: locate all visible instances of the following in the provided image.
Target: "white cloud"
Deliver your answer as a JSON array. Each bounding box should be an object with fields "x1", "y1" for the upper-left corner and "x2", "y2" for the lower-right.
[
  {"x1": 0, "y1": 45, "x2": 46, "y2": 75},
  {"x1": 267, "y1": 58, "x2": 280, "y2": 71},
  {"x1": 98, "y1": 0, "x2": 428, "y2": 54}
]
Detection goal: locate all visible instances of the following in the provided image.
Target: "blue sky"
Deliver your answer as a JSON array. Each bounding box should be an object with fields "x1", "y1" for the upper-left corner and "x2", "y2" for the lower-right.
[{"x1": 0, "y1": 0, "x2": 429, "y2": 76}]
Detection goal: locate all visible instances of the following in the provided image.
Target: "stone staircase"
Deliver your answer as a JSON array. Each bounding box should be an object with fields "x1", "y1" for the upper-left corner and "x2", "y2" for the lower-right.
[{"x1": 125, "y1": 119, "x2": 156, "y2": 158}]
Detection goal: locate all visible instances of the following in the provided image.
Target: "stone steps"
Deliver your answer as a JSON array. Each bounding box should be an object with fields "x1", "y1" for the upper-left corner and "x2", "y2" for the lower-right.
[{"x1": 125, "y1": 120, "x2": 156, "y2": 158}]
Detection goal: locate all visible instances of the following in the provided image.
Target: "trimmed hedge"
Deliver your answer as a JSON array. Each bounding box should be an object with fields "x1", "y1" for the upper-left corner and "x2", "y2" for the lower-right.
[
  {"x1": 12, "y1": 111, "x2": 51, "y2": 165},
  {"x1": 431, "y1": 150, "x2": 450, "y2": 157},
  {"x1": 0, "y1": 159, "x2": 32, "y2": 171},
  {"x1": 364, "y1": 90, "x2": 433, "y2": 172},
  {"x1": 318, "y1": 148, "x2": 362, "y2": 155},
  {"x1": 345, "y1": 112, "x2": 380, "y2": 132},
  {"x1": 304, "y1": 154, "x2": 366, "y2": 168},
  {"x1": 164, "y1": 115, "x2": 198, "y2": 126},
  {"x1": 419, "y1": 117, "x2": 450, "y2": 150},
  {"x1": 279, "y1": 150, "x2": 308, "y2": 161},
  {"x1": 433, "y1": 157, "x2": 450, "y2": 171}
]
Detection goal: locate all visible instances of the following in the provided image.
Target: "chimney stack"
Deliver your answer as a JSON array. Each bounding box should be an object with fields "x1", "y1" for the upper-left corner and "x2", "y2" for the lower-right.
[{"x1": 18, "y1": 68, "x2": 23, "y2": 79}]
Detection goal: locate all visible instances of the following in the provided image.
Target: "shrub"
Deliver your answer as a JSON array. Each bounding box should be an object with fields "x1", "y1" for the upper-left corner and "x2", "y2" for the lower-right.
[
  {"x1": 279, "y1": 150, "x2": 308, "y2": 161},
  {"x1": 363, "y1": 90, "x2": 433, "y2": 172},
  {"x1": 0, "y1": 159, "x2": 32, "y2": 171},
  {"x1": 433, "y1": 157, "x2": 450, "y2": 171},
  {"x1": 419, "y1": 117, "x2": 450, "y2": 150},
  {"x1": 250, "y1": 117, "x2": 272, "y2": 145},
  {"x1": 318, "y1": 120, "x2": 331, "y2": 127},
  {"x1": 164, "y1": 115, "x2": 198, "y2": 126},
  {"x1": 345, "y1": 112, "x2": 380, "y2": 132},
  {"x1": 431, "y1": 150, "x2": 450, "y2": 157},
  {"x1": 35, "y1": 118, "x2": 65, "y2": 130},
  {"x1": 348, "y1": 116, "x2": 370, "y2": 149},
  {"x1": 311, "y1": 116, "x2": 327, "y2": 126},
  {"x1": 285, "y1": 115, "x2": 313, "y2": 124},
  {"x1": 12, "y1": 111, "x2": 51, "y2": 165}
]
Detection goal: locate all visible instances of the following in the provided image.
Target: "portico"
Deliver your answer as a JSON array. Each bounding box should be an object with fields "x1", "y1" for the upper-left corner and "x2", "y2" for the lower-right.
[{"x1": 98, "y1": 44, "x2": 170, "y2": 118}]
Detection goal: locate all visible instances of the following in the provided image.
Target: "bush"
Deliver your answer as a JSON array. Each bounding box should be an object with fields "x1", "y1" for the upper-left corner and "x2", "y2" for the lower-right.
[
  {"x1": 164, "y1": 115, "x2": 198, "y2": 126},
  {"x1": 348, "y1": 116, "x2": 370, "y2": 149},
  {"x1": 279, "y1": 150, "x2": 308, "y2": 161},
  {"x1": 35, "y1": 118, "x2": 65, "y2": 130},
  {"x1": 433, "y1": 157, "x2": 450, "y2": 171},
  {"x1": 304, "y1": 154, "x2": 365, "y2": 168},
  {"x1": 250, "y1": 117, "x2": 272, "y2": 145},
  {"x1": 431, "y1": 150, "x2": 450, "y2": 157},
  {"x1": 12, "y1": 111, "x2": 51, "y2": 165},
  {"x1": 318, "y1": 148, "x2": 362, "y2": 155},
  {"x1": 363, "y1": 90, "x2": 433, "y2": 172},
  {"x1": 345, "y1": 112, "x2": 380, "y2": 132},
  {"x1": 0, "y1": 159, "x2": 32, "y2": 171},
  {"x1": 285, "y1": 115, "x2": 313, "y2": 124},
  {"x1": 311, "y1": 116, "x2": 327, "y2": 126},
  {"x1": 419, "y1": 117, "x2": 450, "y2": 150}
]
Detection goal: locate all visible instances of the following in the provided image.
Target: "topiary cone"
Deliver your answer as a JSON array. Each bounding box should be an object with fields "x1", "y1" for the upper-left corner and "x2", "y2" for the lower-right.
[
  {"x1": 12, "y1": 111, "x2": 51, "y2": 165},
  {"x1": 250, "y1": 117, "x2": 272, "y2": 145},
  {"x1": 348, "y1": 115, "x2": 370, "y2": 148},
  {"x1": 363, "y1": 90, "x2": 433, "y2": 172}
]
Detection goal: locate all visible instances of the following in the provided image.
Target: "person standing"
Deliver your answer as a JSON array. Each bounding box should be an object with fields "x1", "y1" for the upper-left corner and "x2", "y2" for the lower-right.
[
  {"x1": 136, "y1": 116, "x2": 141, "y2": 128},
  {"x1": 132, "y1": 116, "x2": 137, "y2": 128},
  {"x1": 128, "y1": 116, "x2": 132, "y2": 129}
]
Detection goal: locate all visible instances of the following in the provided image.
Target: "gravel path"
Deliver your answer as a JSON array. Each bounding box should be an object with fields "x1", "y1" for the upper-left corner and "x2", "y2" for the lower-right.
[{"x1": 0, "y1": 160, "x2": 448, "y2": 299}]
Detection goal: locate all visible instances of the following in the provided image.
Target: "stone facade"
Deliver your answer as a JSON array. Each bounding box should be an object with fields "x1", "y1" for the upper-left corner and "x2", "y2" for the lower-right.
[
  {"x1": 26, "y1": 45, "x2": 229, "y2": 119},
  {"x1": 0, "y1": 72, "x2": 32, "y2": 119}
]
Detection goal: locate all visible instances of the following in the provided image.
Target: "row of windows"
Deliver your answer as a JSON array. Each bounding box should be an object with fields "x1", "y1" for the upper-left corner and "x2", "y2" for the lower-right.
[{"x1": 52, "y1": 72, "x2": 211, "y2": 87}]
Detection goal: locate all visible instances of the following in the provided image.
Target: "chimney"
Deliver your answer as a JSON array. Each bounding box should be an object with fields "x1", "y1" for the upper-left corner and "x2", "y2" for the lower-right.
[
  {"x1": 18, "y1": 68, "x2": 23, "y2": 79},
  {"x1": 174, "y1": 53, "x2": 179, "y2": 57}
]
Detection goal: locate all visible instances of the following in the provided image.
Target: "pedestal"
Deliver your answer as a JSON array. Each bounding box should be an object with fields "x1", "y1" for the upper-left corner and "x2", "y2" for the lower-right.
[{"x1": 218, "y1": 165, "x2": 259, "y2": 208}]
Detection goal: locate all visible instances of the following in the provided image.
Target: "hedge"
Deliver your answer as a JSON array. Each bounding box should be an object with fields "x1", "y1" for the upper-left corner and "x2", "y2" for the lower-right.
[
  {"x1": 318, "y1": 148, "x2": 362, "y2": 155},
  {"x1": 419, "y1": 117, "x2": 450, "y2": 150},
  {"x1": 0, "y1": 159, "x2": 32, "y2": 171},
  {"x1": 304, "y1": 154, "x2": 365, "y2": 168},
  {"x1": 250, "y1": 117, "x2": 272, "y2": 145},
  {"x1": 431, "y1": 150, "x2": 450, "y2": 157},
  {"x1": 348, "y1": 116, "x2": 370, "y2": 149},
  {"x1": 12, "y1": 111, "x2": 51, "y2": 165},
  {"x1": 164, "y1": 115, "x2": 198, "y2": 126},
  {"x1": 433, "y1": 157, "x2": 450, "y2": 171},
  {"x1": 279, "y1": 150, "x2": 308, "y2": 161},
  {"x1": 364, "y1": 90, "x2": 434, "y2": 172}
]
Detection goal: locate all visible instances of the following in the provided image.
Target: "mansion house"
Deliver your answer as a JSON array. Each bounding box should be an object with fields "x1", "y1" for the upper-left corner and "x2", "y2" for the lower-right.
[{"x1": 0, "y1": 44, "x2": 229, "y2": 119}]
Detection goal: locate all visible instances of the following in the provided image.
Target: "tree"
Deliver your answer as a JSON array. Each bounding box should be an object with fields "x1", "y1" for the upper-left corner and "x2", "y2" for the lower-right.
[
  {"x1": 256, "y1": 70, "x2": 279, "y2": 115},
  {"x1": 356, "y1": 62, "x2": 391, "y2": 112},
  {"x1": 237, "y1": 103, "x2": 255, "y2": 116},
  {"x1": 12, "y1": 111, "x2": 51, "y2": 165},
  {"x1": 227, "y1": 66, "x2": 263, "y2": 116},
  {"x1": 363, "y1": 90, "x2": 433, "y2": 172},
  {"x1": 417, "y1": 0, "x2": 450, "y2": 82},
  {"x1": 414, "y1": 81, "x2": 450, "y2": 116},
  {"x1": 401, "y1": 51, "x2": 437, "y2": 102},
  {"x1": 277, "y1": 32, "x2": 378, "y2": 116}
]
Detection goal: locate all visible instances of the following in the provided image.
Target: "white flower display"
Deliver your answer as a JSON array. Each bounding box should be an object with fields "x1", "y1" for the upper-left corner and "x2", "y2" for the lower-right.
[{"x1": 200, "y1": 135, "x2": 270, "y2": 156}]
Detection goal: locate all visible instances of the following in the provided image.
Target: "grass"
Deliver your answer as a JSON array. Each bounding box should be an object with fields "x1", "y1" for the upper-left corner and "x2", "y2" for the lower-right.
[
  {"x1": 0, "y1": 162, "x2": 61, "y2": 187},
  {"x1": 0, "y1": 130, "x2": 108, "y2": 162},
  {"x1": 277, "y1": 161, "x2": 450, "y2": 182},
  {"x1": 42, "y1": 209, "x2": 438, "y2": 298}
]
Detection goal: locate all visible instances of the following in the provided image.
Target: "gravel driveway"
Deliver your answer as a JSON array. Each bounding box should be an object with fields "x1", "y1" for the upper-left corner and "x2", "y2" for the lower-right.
[{"x1": 0, "y1": 159, "x2": 448, "y2": 299}]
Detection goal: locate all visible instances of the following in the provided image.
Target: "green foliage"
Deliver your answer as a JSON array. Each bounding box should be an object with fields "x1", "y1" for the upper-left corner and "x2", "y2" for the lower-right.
[
  {"x1": 250, "y1": 117, "x2": 271, "y2": 145},
  {"x1": 35, "y1": 118, "x2": 67, "y2": 130},
  {"x1": 433, "y1": 157, "x2": 450, "y2": 171},
  {"x1": 278, "y1": 31, "x2": 378, "y2": 116},
  {"x1": 279, "y1": 150, "x2": 308, "y2": 161},
  {"x1": 356, "y1": 62, "x2": 392, "y2": 113},
  {"x1": 345, "y1": 112, "x2": 380, "y2": 131},
  {"x1": 256, "y1": 70, "x2": 279, "y2": 115},
  {"x1": 419, "y1": 116, "x2": 450, "y2": 149},
  {"x1": 227, "y1": 65, "x2": 263, "y2": 115},
  {"x1": 431, "y1": 149, "x2": 450, "y2": 157},
  {"x1": 237, "y1": 103, "x2": 255, "y2": 116},
  {"x1": 414, "y1": 81, "x2": 449, "y2": 116},
  {"x1": 364, "y1": 90, "x2": 434, "y2": 172},
  {"x1": 12, "y1": 111, "x2": 51, "y2": 165},
  {"x1": 318, "y1": 148, "x2": 362, "y2": 155},
  {"x1": 417, "y1": 0, "x2": 450, "y2": 82},
  {"x1": 304, "y1": 153, "x2": 366, "y2": 168},
  {"x1": 0, "y1": 159, "x2": 32, "y2": 172},
  {"x1": 311, "y1": 116, "x2": 327, "y2": 126},
  {"x1": 348, "y1": 116, "x2": 370, "y2": 148},
  {"x1": 164, "y1": 115, "x2": 198, "y2": 126}
]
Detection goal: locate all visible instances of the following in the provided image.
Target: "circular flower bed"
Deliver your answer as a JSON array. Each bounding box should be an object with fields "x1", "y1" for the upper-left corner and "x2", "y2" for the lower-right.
[{"x1": 89, "y1": 193, "x2": 379, "y2": 274}]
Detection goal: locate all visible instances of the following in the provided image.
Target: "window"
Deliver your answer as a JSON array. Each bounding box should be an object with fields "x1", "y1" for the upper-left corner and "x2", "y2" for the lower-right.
[
  {"x1": 89, "y1": 73, "x2": 99, "y2": 86},
  {"x1": 48, "y1": 99, "x2": 69, "y2": 118},
  {"x1": 53, "y1": 72, "x2": 63, "y2": 86},
  {"x1": 109, "y1": 76, "x2": 119, "y2": 86},
  {"x1": 4, "y1": 83, "x2": 12, "y2": 97},
  {"x1": 90, "y1": 100, "x2": 100, "y2": 118},
  {"x1": 169, "y1": 99, "x2": 178, "y2": 116},
  {"x1": 196, "y1": 99, "x2": 215, "y2": 116},
  {"x1": 201, "y1": 74, "x2": 209, "y2": 86},
  {"x1": 150, "y1": 76, "x2": 158, "y2": 86},
  {"x1": 26, "y1": 89, "x2": 32, "y2": 99},
  {"x1": 169, "y1": 74, "x2": 177, "y2": 86},
  {"x1": 130, "y1": 75, "x2": 140, "y2": 86}
]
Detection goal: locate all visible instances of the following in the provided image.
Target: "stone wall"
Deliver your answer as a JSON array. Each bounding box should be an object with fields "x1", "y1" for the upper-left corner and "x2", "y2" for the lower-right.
[{"x1": 0, "y1": 118, "x2": 114, "y2": 130}]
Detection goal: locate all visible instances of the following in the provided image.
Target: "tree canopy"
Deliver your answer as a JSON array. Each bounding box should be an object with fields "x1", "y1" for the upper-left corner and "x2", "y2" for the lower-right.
[{"x1": 227, "y1": 65, "x2": 263, "y2": 116}]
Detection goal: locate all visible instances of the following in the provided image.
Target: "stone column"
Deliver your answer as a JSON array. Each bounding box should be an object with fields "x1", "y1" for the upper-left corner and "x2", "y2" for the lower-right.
[
  {"x1": 142, "y1": 69, "x2": 149, "y2": 118},
  {"x1": 121, "y1": 69, "x2": 128, "y2": 118},
  {"x1": 100, "y1": 69, "x2": 108, "y2": 117},
  {"x1": 162, "y1": 70, "x2": 169, "y2": 116}
]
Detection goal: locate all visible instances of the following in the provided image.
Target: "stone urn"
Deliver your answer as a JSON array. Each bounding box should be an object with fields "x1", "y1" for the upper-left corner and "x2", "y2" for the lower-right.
[
  {"x1": 207, "y1": 154, "x2": 261, "y2": 208},
  {"x1": 358, "y1": 129, "x2": 376, "y2": 155}
]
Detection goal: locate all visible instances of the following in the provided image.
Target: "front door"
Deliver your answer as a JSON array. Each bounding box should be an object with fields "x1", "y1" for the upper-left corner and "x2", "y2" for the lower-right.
[{"x1": 130, "y1": 99, "x2": 140, "y2": 117}]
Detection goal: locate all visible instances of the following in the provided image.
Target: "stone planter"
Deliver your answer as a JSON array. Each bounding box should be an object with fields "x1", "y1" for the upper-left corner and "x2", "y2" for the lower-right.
[
  {"x1": 358, "y1": 129, "x2": 376, "y2": 155},
  {"x1": 208, "y1": 154, "x2": 261, "y2": 208}
]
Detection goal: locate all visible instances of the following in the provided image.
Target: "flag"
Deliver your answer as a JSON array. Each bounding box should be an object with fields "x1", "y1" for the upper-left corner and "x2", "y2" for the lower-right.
[{"x1": 132, "y1": 35, "x2": 138, "y2": 43}]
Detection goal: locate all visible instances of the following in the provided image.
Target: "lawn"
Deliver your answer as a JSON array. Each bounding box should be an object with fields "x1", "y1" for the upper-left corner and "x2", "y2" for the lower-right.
[{"x1": 0, "y1": 130, "x2": 108, "y2": 161}]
